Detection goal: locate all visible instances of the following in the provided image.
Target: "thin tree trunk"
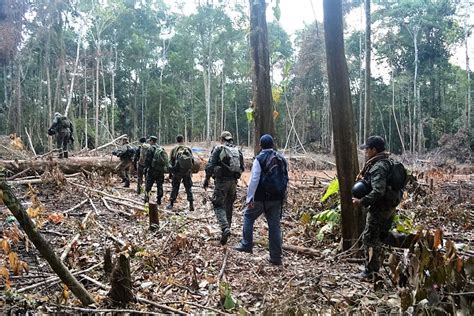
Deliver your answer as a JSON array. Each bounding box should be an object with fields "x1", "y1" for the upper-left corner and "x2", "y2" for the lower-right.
[
  {"x1": 95, "y1": 38, "x2": 101, "y2": 148},
  {"x1": 363, "y1": 0, "x2": 371, "y2": 142},
  {"x1": 235, "y1": 101, "x2": 239, "y2": 146},
  {"x1": 323, "y1": 0, "x2": 362, "y2": 250},
  {"x1": 65, "y1": 32, "x2": 81, "y2": 116},
  {"x1": 221, "y1": 70, "x2": 225, "y2": 134},
  {"x1": 358, "y1": 4, "x2": 364, "y2": 144},
  {"x1": 391, "y1": 69, "x2": 405, "y2": 154},
  {"x1": 465, "y1": 26, "x2": 471, "y2": 132}
]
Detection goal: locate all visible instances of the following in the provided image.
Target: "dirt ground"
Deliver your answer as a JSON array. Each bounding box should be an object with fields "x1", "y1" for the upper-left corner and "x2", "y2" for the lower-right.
[{"x1": 0, "y1": 143, "x2": 472, "y2": 314}]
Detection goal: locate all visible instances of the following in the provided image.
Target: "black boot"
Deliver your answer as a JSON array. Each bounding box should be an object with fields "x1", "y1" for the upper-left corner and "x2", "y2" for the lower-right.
[
  {"x1": 166, "y1": 201, "x2": 174, "y2": 210},
  {"x1": 63, "y1": 151, "x2": 69, "y2": 158},
  {"x1": 189, "y1": 201, "x2": 194, "y2": 212},
  {"x1": 124, "y1": 180, "x2": 130, "y2": 188}
]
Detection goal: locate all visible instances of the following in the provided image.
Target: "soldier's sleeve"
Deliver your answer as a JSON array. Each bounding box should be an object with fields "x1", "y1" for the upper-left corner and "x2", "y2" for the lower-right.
[
  {"x1": 239, "y1": 150, "x2": 245, "y2": 173},
  {"x1": 360, "y1": 161, "x2": 390, "y2": 207},
  {"x1": 205, "y1": 146, "x2": 220, "y2": 178},
  {"x1": 170, "y1": 146, "x2": 177, "y2": 166},
  {"x1": 69, "y1": 121, "x2": 74, "y2": 134}
]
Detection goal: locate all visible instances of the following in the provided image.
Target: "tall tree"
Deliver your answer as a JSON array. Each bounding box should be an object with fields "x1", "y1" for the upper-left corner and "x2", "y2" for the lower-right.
[
  {"x1": 323, "y1": 0, "x2": 362, "y2": 250},
  {"x1": 250, "y1": 0, "x2": 274, "y2": 154},
  {"x1": 363, "y1": 0, "x2": 371, "y2": 142}
]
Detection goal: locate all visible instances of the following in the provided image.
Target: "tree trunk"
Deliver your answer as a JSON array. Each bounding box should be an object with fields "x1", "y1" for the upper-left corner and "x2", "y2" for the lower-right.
[
  {"x1": 323, "y1": 0, "x2": 362, "y2": 251},
  {"x1": 391, "y1": 69, "x2": 405, "y2": 154},
  {"x1": 95, "y1": 38, "x2": 101, "y2": 149},
  {"x1": 250, "y1": 0, "x2": 274, "y2": 154},
  {"x1": 108, "y1": 253, "x2": 133, "y2": 304},
  {"x1": 149, "y1": 203, "x2": 159, "y2": 231},
  {"x1": 0, "y1": 179, "x2": 95, "y2": 306},
  {"x1": 363, "y1": 0, "x2": 371, "y2": 142},
  {"x1": 465, "y1": 26, "x2": 471, "y2": 132},
  {"x1": 65, "y1": 32, "x2": 81, "y2": 117}
]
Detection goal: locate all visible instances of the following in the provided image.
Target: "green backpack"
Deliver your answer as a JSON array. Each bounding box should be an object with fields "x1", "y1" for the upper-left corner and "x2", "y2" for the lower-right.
[
  {"x1": 151, "y1": 146, "x2": 169, "y2": 172},
  {"x1": 176, "y1": 146, "x2": 193, "y2": 172}
]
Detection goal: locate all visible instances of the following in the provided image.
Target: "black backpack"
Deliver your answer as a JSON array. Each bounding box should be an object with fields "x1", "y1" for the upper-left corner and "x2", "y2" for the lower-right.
[
  {"x1": 386, "y1": 159, "x2": 408, "y2": 192},
  {"x1": 258, "y1": 151, "x2": 289, "y2": 198}
]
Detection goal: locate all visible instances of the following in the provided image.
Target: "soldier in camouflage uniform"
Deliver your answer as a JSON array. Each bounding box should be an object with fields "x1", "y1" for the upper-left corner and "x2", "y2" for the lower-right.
[
  {"x1": 167, "y1": 135, "x2": 194, "y2": 211},
  {"x1": 144, "y1": 136, "x2": 168, "y2": 204},
  {"x1": 48, "y1": 112, "x2": 74, "y2": 158},
  {"x1": 113, "y1": 137, "x2": 134, "y2": 188},
  {"x1": 203, "y1": 131, "x2": 244, "y2": 245},
  {"x1": 134, "y1": 137, "x2": 149, "y2": 194},
  {"x1": 353, "y1": 136, "x2": 411, "y2": 280}
]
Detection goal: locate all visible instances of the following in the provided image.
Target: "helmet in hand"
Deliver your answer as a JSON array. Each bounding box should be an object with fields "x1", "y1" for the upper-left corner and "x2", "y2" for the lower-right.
[{"x1": 351, "y1": 180, "x2": 371, "y2": 199}]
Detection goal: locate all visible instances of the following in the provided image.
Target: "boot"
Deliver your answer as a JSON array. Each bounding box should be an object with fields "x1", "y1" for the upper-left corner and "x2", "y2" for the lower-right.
[
  {"x1": 124, "y1": 180, "x2": 130, "y2": 188},
  {"x1": 220, "y1": 228, "x2": 231, "y2": 245},
  {"x1": 156, "y1": 198, "x2": 161, "y2": 205},
  {"x1": 166, "y1": 201, "x2": 174, "y2": 210},
  {"x1": 63, "y1": 151, "x2": 69, "y2": 158},
  {"x1": 136, "y1": 186, "x2": 142, "y2": 195},
  {"x1": 144, "y1": 192, "x2": 150, "y2": 203},
  {"x1": 189, "y1": 201, "x2": 194, "y2": 212},
  {"x1": 58, "y1": 152, "x2": 64, "y2": 159}
]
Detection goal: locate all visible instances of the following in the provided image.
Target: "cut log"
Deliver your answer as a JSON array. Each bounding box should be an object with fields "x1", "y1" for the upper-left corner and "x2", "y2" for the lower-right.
[
  {"x1": 104, "y1": 248, "x2": 113, "y2": 275},
  {"x1": 0, "y1": 156, "x2": 120, "y2": 176},
  {"x1": 108, "y1": 253, "x2": 134, "y2": 304},
  {"x1": 0, "y1": 178, "x2": 95, "y2": 306},
  {"x1": 149, "y1": 203, "x2": 159, "y2": 230}
]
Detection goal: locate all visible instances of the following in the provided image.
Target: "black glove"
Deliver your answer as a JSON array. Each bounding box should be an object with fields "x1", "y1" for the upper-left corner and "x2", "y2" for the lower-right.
[{"x1": 203, "y1": 178, "x2": 209, "y2": 189}]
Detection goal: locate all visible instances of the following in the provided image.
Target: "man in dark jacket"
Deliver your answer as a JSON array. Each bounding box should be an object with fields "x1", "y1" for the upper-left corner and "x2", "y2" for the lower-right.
[
  {"x1": 234, "y1": 134, "x2": 288, "y2": 265},
  {"x1": 353, "y1": 136, "x2": 413, "y2": 280},
  {"x1": 113, "y1": 137, "x2": 134, "y2": 187},
  {"x1": 134, "y1": 137, "x2": 149, "y2": 194},
  {"x1": 48, "y1": 112, "x2": 74, "y2": 158},
  {"x1": 144, "y1": 136, "x2": 168, "y2": 204},
  {"x1": 203, "y1": 131, "x2": 244, "y2": 245},
  {"x1": 167, "y1": 135, "x2": 194, "y2": 211}
]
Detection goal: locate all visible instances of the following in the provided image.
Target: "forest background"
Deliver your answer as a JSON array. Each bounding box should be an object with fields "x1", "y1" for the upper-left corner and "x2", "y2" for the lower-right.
[{"x1": 0, "y1": 0, "x2": 472, "y2": 156}]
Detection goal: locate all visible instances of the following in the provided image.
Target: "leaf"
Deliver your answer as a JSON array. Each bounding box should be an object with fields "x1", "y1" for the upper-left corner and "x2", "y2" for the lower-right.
[
  {"x1": 300, "y1": 212, "x2": 311, "y2": 225},
  {"x1": 62, "y1": 284, "x2": 70, "y2": 303},
  {"x1": 321, "y1": 178, "x2": 339, "y2": 203},
  {"x1": 8, "y1": 252, "x2": 18, "y2": 270},
  {"x1": 0, "y1": 266, "x2": 10, "y2": 289},
  {"x1": 1, "y1": 239, "x2": 10, "y2": 254},
  {"x1": 26, "y1": 207, "x2": 39, "y2": 218},
  {"x1": 47, "y1": 213, "x2": 64, "y2": 224},
  {"x1": 433, "y1": 228, "x2": 443, "y2": 250},
  {"x1": 244, "y1": 108, "x2": 254, "y2": 122}
]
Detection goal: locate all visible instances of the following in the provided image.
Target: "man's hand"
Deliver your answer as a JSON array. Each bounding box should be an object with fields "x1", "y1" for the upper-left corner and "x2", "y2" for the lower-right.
[
  {"x1": 203, "y1": 178, "x2": 210, "y2": 189},
  {"x1": 352, "y1": 197, "x2": 362, "y2": 206}
]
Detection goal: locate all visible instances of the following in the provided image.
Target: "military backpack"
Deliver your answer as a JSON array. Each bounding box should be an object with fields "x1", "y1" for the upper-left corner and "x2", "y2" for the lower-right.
[
  {"x1": 138, "y1": 143, "x2": 150, "y2": 166},
  {"x1": 151, "y1": 146, "x2": 168, "y2": 172},
  {"x1": 219, "y1": 145, "x2": 242, "y2": 174},
  {"x1": 176, "y1": 146, "x2": 193, "y2": 172}
]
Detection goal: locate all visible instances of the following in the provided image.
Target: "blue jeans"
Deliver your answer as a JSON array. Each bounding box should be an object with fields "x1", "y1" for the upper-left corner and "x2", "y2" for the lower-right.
[{"x1": 240, "y1": 200, "x2": 282, "y2": 261}]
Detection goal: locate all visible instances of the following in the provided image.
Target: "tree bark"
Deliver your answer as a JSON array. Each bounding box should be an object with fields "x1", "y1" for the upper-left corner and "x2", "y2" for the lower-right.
[
  {"x1": 0, "y1": 178, "x2": 95, "y2": 306},
  {"x1": 108, "y1": 253, "x2": 134, "y2": 304},
  {"x1": 250, "y1": 0, "x2": 275, "y2": 154},
  {"x1": 363, "y1": 0, "x2": 371, "y2": 142},
  {"x1": 323, "y1": 0, "x2": 363, "y2": 250},
  {"x1": 149, "y1": 203, "x2": 159, "y2": 231}
]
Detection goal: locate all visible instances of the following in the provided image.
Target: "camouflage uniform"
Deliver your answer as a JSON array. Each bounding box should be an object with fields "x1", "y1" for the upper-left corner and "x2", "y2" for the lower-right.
[
  {"x1": 48, "y1": 113, "x2": 73, "y2": 158},
  {"x1": 168, "y1": 145, "x2": 194, "y2": 208},
  {"x1": 144, "y1": 143, "x2": 168, "y2": 204},
  {"x1": 134, "y1": 142, "x2": 150, "y2": 194},
  {"x1": 359, "y1": 154, "x2": 410, "y2": 274},
  {"x1": 205, "y1": 141, "x2": 244, "y2": 241},
  {"x1": 115, "y1": 143, "x2": 134, "y2": 187}
]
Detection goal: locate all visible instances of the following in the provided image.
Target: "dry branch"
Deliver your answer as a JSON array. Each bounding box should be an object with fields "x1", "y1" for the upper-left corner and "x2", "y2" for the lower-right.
[
  {"x1": 255, "y1": 239, "x2": 321, "y2": 257},
  {"x1": 0, "y1": 179, "x2": 95, "y2": 306},
  {"x1": 60, "y1": 233, "x2": 80, "y2": 261},
  {"x1": 89, "y1": 134, "x2": 128, "y2": 153},
  {"x1": 101, "y1": 197, "x2": 132, "y2": 217}
]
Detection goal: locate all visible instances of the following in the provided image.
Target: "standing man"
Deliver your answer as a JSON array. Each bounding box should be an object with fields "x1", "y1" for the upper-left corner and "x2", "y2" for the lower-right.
[
  {"x1": 113, "y1": 137, "x2": 134, "y2": 188},
  {"x1": 234, "y1": 134, "x2": 288, "y2": 266},
  {"x1": 353, "y1": 136, "x2": 409, "y2": 280},
  {"x1": 48, "y1": 112, "x2": 74, "y2": 158},
  {"x1": 134, "y1": 137, "x2": 150, "y2": 194},
  {"x1": 203, "y1": 131, "x2": 244, "y2": 245},
  {"x1": 167, "y1": 134, "x2": 194, "y2": 211},
  {"x1": 144, "y1": 136, "x2": 168, "y2": 204}
]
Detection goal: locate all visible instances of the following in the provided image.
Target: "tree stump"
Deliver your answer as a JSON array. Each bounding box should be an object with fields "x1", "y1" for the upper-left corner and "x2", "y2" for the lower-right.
[
  {"x1": 149, "y1": 203, "x2": 159, "y2": 231},
  {"x1": 108, "y1": 253, "x2": 134, "y2": 304},
  {"x1": 104, "y1": 248, "x2": 113, "y2": 276}
]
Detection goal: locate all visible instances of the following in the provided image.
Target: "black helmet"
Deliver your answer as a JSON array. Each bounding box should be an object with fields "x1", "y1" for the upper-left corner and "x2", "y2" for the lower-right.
[{"x1": 352, "y1": 180, "x2": 371, "y2": 199}]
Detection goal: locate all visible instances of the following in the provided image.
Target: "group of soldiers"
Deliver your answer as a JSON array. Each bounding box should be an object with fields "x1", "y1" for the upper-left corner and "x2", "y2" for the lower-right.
[{"x1": 47, "y1": 115, "x2": 410, "y2": 274}]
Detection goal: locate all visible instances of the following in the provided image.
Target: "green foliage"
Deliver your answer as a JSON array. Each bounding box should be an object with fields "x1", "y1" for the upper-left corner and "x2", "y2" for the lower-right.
[
  {"x1": 321, "y1": 178, "x2": 339, "y2": 203},
  {"x1": 393, "y1": 213, "x2": 414, "y2": 234},
  {"x1": 219, "y1": 282, "x2": 236, "y2": 310}
]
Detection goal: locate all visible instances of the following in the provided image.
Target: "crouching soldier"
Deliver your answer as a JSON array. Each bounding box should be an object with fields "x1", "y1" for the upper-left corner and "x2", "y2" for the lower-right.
[
  {"x1": 167, "y1": 134, "x2": 194, "y2": 211},
  {"x1": 48, "y1": 112, "x2": 74, "y2": 158}
]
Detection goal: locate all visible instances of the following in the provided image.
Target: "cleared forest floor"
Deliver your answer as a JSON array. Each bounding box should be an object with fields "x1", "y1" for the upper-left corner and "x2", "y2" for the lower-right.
[{"x1": 0, "y1": 141, "x2": 473, "y2": 314}]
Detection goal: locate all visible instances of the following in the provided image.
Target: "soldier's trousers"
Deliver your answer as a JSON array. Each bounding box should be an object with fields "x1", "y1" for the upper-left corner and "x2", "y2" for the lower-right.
[
  {"x1": 363, "y1": 208, "x2": 414, "y2": 273},
  {"x1": 212, "y1": 178, "x2": 237, "y2": 232},
  {"x1": 170, "y1": 172, "x2": 193, "y2": 202},
  {"x1": 116, "y1": 160, "x2": 133, "y2": 182},
  {"x1": 145, "y1": 171, "x2": 164, "y2": 202},
  {"x1": 137, "y1": 164, "x2": 146, "y2": 189},
  {"x1": 56, "y1": 131, "x2": 70, "y2": 157}
]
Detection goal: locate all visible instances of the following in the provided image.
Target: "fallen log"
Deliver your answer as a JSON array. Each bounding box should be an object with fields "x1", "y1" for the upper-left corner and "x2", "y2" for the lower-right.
[
  {"x1": 0, "y1": 156, "x2": 120, "y2": 175},
  {"x1": 0, "y1": 177, "x2": 95, "y2": 306}
]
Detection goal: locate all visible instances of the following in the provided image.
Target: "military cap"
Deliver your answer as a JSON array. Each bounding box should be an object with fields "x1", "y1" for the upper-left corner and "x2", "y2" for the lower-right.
[{"x1": 220, "y1": 131, "x2": 233, "y2": 141}]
